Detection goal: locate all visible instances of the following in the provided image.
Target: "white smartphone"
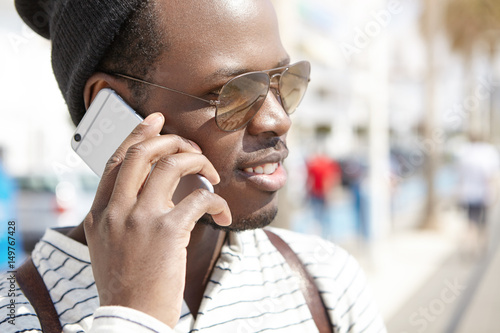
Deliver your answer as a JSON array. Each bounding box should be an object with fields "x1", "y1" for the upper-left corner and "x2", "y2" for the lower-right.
[{"x1": 71, "y1": 88, "x2": 214, "y2": 204}]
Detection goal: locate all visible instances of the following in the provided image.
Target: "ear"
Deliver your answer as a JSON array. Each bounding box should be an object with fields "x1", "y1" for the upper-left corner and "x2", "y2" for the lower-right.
[{"x1": 83, "y1": 72, "x2": 130, "y2": 109}]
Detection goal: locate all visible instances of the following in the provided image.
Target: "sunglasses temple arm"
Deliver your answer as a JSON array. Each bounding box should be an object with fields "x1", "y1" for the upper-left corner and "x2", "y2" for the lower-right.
[{"x1": 112, "y1": 73, "x2": 218, "y2": 106}]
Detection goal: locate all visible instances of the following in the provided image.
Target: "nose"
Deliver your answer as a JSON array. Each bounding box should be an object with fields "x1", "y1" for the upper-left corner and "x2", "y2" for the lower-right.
[{"x1": 245, "y1": 87, "x2": 292, "y2": 137}]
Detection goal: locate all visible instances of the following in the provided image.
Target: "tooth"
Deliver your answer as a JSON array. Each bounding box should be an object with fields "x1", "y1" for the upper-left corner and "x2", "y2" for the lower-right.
[
  {"x1": 254, "y1": 166, "x2": 264, "y2": 174},
  {"x1": 264, "y1": 163, "x2": 275, "y2": 174},
  {"x1": 244, "y1": 167, "x2": 254, "y2": 173}
]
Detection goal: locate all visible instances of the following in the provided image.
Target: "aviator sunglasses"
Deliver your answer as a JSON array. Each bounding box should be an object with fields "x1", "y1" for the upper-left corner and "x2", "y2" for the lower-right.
[{"x1": 110, "y1": 61, "x2": 311, "y2": 131}]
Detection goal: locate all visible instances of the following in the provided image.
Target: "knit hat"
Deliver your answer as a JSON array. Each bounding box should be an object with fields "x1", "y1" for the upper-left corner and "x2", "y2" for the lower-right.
[{"x1": 15, "y1": 0, "x2": 144, "y2": 126}]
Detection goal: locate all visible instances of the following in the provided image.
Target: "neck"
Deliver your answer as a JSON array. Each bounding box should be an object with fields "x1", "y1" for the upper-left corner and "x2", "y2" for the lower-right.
[
  {"x1": 184, "y1": 224, "x2": 226, "y2": 317},
  {"x1": 67, "y1": 221, "x2": 226, "y2": 317}
]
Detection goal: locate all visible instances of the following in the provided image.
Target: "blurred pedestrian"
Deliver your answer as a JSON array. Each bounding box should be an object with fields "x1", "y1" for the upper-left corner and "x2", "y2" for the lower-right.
[
  {"x1": 457, "y1": 134, "x2": 500, "y2": 255},
  {"x1": 341, "y1": 157, "x2": 369, "y2": 243},
  {"x1": 306, "y1": 152, "x2": 341, "y2": 239}
]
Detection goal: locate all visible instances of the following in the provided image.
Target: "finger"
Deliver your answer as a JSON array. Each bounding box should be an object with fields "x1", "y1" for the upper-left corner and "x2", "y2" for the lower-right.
[
  {"x1": 110, "y1": 135, "x2": 207, "y2": 205},
  {"x1": 167, "y1": 189, "x2": 232, "y2": 230},
  {"x1": 137, "y1": 152, "x2": 220, "y2": 209},
  {"x1": 91, "y1": 112, "x2": 165, "y2": 212}
]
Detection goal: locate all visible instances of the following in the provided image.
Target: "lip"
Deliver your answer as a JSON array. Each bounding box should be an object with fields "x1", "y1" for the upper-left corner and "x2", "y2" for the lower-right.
[
  {"x1": 239, "y1": 151, "x2": 289, "y2": 170},
  {"x1": 237, "y1": 151, "x2": 289, "y2": 192},
  {"x1": 237, "y1": 163, "x2": 287, "y2": 192}
]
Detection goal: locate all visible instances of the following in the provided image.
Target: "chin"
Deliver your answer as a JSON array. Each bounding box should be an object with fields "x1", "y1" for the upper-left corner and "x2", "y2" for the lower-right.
[{"x1": 198, "y1": 205, "x2": 278, "y2": 232}]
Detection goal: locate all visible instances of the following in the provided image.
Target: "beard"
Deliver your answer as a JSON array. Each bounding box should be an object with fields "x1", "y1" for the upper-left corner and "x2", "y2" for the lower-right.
[{"x1": 197, "y1": 206, "x2": 278, "y2": 232}]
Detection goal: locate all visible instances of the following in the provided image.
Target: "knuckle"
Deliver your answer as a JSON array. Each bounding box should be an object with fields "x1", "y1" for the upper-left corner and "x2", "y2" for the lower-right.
[
  {"x1": 125, "y1": 143, "x2": 149, "y2": 160},
  {"x1": 156, "y1": 155, "x2": 179, "y2": 171},
  {"x1": 192, "y1": 188, "x2": 212, "y2": 201},
  {"x1": 170, "y1": 134, "x2": 183, "y2": 143},
  {"x1": 130, "y1": 124, "x2": 147, "y2": 137},
  {"x1": 101, "y1": 205, "x2": 122, "y2": 232},
  {"x1": 83, "y1": 211, "x2": 97, "y2": 232},
  {"x1": 126, "y1": 206, "x2": 154, "y2": 230},
  {"x1": 104, "y1": 152, "x2": 124, "y2": 173},
  {"x1": 169, "y1": 134, "x2": 194, "y2": 154},
  {"x1": 124, "y1": 212, "x2": 142, "y2": 230},
  {"x1": 175, "y1": 135, "x2": 191, "y2": 148}
]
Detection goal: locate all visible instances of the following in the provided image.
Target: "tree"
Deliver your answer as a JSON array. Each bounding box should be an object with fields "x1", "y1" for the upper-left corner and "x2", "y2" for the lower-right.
[
  {"x1": 443, "y1": 0, "x2": 500, "y2": 138},
  {"x1": 419, "y1": 0, "x2": 445, "y2": 228},
  {"x1": 419, "y1": 0, "x2": 500, "y2": 229}
]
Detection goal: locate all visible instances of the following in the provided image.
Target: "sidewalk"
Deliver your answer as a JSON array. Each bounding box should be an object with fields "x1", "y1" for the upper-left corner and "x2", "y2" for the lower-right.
[
  {"x1": 455, "y1": 237, "x2": 500, "y2": 332},
  {"x1": 341, "y1": 205, "x2": 468, "y2": 323},
  {"x1": 341, "y1": 199, "x2": 500, "y2": 333}
]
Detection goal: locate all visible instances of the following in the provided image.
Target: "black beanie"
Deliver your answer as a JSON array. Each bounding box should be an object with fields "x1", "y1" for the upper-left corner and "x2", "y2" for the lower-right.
[{"x1": 15, "y1": 0, "x2": 144, "y2": 126}]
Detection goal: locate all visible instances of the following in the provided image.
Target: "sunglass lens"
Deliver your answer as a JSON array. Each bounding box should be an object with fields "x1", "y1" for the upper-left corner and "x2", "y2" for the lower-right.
[
  {"x1": 280, "y1": 61, "x2": 311, "y2": 114},
  {"x1": 216, "y1": 72, "x2": 269, "y2": 131}
]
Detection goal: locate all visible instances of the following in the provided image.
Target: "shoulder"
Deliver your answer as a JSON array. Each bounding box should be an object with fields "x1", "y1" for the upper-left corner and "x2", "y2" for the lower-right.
[
  {"x1": 263, "y1": 227, "x2": 387, "y2": 333},
  {"x1": 262, "y1": 227, "x2": 358, "y2": 303},
  {"x1": 263, "y1": 227, "x2": 350, "y2": 267}
]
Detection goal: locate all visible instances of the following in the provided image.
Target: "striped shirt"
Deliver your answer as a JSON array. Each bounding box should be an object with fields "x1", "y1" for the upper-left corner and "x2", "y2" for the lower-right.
[{"x1": 0, "y1": 227, "x2": 386, "y2": 333}]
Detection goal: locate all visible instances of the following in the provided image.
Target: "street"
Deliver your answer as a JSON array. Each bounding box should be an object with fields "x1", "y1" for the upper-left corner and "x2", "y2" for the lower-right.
[{"x1": 385, "y1": 203, "x2": 500, "y2": 333}]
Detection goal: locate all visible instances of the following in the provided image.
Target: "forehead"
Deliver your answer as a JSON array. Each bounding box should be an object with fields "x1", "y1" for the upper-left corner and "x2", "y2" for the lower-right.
[{"x1": 153, "y1": 0, "x2": 288, "y2": 84}]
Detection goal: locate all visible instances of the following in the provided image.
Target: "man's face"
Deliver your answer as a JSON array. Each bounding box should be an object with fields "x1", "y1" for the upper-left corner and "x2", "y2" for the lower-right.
[{"x1": 142, "y1": 0, "x2": 292, "y2": 230}]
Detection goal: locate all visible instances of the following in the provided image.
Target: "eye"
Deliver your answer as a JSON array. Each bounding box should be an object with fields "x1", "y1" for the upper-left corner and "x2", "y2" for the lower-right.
[{"x1": 206, "y1": 88, "x2": 222, "y2": 98}]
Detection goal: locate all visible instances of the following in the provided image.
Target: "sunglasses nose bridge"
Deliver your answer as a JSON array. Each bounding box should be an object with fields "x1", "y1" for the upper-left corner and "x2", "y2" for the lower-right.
[
  {"x1": 269, "y1": 73, "x2": 281, "y2": 92},
  {"x1": 269, "y1": 73, "x2": 283, "y2": 108}
]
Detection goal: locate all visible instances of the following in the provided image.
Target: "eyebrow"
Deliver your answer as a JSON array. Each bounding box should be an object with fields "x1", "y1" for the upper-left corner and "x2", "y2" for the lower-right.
[{"x1": 206, "y1": 56, "x2": 291, "y2": 82}]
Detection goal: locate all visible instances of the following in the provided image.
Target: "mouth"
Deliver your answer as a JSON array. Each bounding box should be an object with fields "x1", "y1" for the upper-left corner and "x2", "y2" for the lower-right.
[
  {"x1": 243, "y1": 162, "x2": 279, "y2": 175},
  {"x1": 238, "y1": 151, "x2": 288, "y2": 192}
]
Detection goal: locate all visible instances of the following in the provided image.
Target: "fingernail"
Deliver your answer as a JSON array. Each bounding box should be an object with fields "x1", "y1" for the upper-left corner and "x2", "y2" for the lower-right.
[
  {"x1": 188, "y1": 140, "x2": 202, "y2": 152},
  {"x1": 142, "y1": 112, "x2": 164, "y2": 126}
]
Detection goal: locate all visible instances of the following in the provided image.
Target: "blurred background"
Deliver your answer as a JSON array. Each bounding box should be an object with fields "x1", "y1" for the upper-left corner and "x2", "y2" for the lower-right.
[{"x1": 1, "y1": 0, "x2": 500, "y2": 332}]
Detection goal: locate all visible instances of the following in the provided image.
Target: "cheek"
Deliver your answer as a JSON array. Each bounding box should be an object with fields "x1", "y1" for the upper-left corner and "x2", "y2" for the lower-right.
[
  {"x1": 156, "y1": 101, "x2": 242, "y2": 187},
  {"x1": 202, "y1": 136, "x2": 240, "y2": 186},
  {"x1": 171, "y1": 120, "x2": 242, "y2": 187}
]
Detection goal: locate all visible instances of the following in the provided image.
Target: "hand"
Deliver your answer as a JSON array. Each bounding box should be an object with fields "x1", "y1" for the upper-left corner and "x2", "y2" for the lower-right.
[{"x1": 83, "y1": 112, "x2": 231, "y2": 327}]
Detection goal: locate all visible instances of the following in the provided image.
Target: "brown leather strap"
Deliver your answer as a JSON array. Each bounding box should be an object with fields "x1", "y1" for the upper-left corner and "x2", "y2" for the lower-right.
[
  {"x1": 16, "y1": 257, "x2": 62, "y2": 333},
  {"x1": 265, "y1": 230, "x2": 333, "y2": 333}
]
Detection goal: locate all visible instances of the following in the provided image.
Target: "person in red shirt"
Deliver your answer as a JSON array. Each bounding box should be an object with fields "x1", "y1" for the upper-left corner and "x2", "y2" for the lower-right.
[{"x1": 306, "y1": 153, "x2": 341, "y2": 239}]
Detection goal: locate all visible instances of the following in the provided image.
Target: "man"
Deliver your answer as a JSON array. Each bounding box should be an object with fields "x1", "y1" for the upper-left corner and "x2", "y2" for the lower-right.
[
  {"x1": 457, "y1": 134, "x2": 500, "y2": 255},
  {"x1": 2, "y1": 0, "x2": 386, "y2": 332},
  {"x1": 306, "y1": 151, "x2": 341, "y2": 239}
]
